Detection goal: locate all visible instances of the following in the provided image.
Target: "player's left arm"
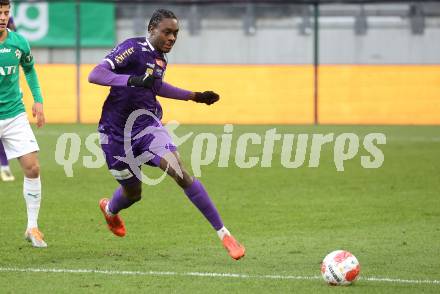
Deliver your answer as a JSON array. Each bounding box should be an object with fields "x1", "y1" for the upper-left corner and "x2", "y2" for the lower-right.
[
  {"x1": 20, "y1": 38, "x2": 45, "y2": 128},
  {"x1": 158, "y1": 81, "x2": 220, "y2": 105}
]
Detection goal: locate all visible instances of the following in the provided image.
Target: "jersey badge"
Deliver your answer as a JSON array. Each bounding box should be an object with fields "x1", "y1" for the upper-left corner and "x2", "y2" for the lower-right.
[
  {"x1": 155, "y1": 58, "x2": 165, "y2": 68},
  {"x1": 15, "y1": 49, "x2": 22, "y2": 59}
]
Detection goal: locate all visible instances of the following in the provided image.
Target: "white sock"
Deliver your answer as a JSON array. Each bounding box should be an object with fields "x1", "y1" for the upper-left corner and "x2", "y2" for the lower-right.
[
  {"x1": 23, "y1": 177, "x2": 42, "y2": 229},
  {"x1": 1, "y1": 165, "x2": 10, "y2": 172},
  {"x1": 105, "y1": 203, "x2": 115, "y2": 216},
  {"x1": 216, "y1": 226, "x2": 231, "y2": 240}
]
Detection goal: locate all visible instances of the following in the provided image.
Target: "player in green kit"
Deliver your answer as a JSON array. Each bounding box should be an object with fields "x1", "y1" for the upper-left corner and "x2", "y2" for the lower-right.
[
  {"x1": 0, "y1": 0, "x2": 47, "y2": 247},
  {"x1": 0, "y1": 14, "x2": 16, "y2": 181}
]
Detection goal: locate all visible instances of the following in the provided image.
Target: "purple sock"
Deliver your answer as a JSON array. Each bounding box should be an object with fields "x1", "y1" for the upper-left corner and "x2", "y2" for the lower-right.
[
  {"x1": 108, "y1": 186, "x2": 139, "y2": 214},
  {"x1": 184, "y1": 179, "x2": 224, "y2": 231},
  {"x1": 0, "y1": 141, "x2": 8, "y2": 166}
]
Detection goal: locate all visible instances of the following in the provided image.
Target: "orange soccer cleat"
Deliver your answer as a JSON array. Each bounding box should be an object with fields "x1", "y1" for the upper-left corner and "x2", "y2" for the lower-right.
[
  {"x1": 99, "y1": 198, "x2": 126, "y2": 237},
  {"x1": 24, "y1": 228, "x2": 47, "y2": 248},
  {"x1": 222, "y1": 234, "x2": 245, "y2": 260}
]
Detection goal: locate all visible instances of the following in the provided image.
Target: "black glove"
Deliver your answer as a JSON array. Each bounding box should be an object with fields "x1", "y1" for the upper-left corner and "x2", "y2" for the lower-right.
[
  {"x1": 193, "y1": 91, "x2": 220, "y2": 105},
  {"x1": 127, "y1": 74, "x2": 155, "y2": 88}
]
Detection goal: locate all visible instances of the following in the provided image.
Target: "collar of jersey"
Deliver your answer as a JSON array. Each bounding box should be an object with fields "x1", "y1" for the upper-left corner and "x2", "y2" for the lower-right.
[
  {"x1": 0, "y1": 28, "x2": 11, "y2": 44},
  {"x1": 144, "y1": 36, "x2": 167, "y2": 62},
  {"x1": 145, "y1": 37, "x2": 155, "y2": 51}
]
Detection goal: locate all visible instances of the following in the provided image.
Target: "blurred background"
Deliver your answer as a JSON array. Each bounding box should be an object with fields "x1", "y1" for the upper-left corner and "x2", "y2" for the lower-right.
[{"x1": 13, "y1": 0, "x2": 440, "y2": 124}]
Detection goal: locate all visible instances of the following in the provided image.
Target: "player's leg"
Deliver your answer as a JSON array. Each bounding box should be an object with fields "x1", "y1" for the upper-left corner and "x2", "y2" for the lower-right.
[
  {"x1": 107, "y1": 182, "x2": 142, "y2": 215},
  {"x1": 156, "y1": 151, "x2": 245, "y2": 260},
  {"x1": 17, "y1": 152, "x2": 47, "y2": 248},
  {"x1": 2, "y1": 113, "x2": 46, "y2": 248},
  {"x1": 0, "y1": 140, "x2": 14, "y2": 182},
  {"x1": 18, "y1": 152, "x2": 42, "y2": 230},
  {"x1": 99, "y1": 182, "x2": 142, "y2": 237},
  {"x1": 98, "y1": 133, "x2": 142, "y2": 237}
]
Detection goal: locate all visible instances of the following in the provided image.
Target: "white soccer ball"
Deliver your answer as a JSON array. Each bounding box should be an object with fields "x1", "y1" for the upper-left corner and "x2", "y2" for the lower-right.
[{"x1": 321, "y1": 250, "x2": 360, "y2": 286}]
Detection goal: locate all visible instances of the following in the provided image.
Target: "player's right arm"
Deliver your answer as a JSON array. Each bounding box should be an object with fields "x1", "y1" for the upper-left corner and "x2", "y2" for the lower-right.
[{"x1": 88, "y1": 39, "x2": 154, "y2": 88}]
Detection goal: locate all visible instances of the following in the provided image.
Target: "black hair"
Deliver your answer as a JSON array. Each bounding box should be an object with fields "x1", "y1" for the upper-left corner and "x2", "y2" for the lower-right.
[
  {"x1": 0, "y1": 0, "x2": 10, "y2": 5},
  {"x1": 147, "y1": 9, "x2": 177, "y2": 31}
]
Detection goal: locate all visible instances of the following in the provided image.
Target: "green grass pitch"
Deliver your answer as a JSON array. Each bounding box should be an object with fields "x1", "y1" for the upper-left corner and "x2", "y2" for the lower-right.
[{"x1": 0, "y1": 124, "x2": 439, "y2": 293}]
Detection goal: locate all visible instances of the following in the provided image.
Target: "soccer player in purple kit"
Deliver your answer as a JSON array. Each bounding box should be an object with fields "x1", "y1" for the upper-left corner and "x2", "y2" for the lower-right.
[{"x1": 88, "y1": 9, "x2": 245, "y2": 260}]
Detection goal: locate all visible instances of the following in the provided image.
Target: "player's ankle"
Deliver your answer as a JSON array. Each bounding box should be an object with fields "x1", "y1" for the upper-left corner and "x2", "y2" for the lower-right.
[
  {"x1": 216, "y1": 226, "x2": 231, "y2": 240},
  {"x1": 105, "y1": 203, "x2": 115, "y2": 217}
]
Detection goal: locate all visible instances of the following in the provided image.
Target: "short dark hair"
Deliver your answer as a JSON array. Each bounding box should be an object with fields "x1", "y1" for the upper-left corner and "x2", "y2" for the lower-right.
[
  {"x1": 0, "y1": 0, "x2": 10, "y2": 5},
  {"x1": 147, "y1": 9, "x2": 177, "y2": 31}
]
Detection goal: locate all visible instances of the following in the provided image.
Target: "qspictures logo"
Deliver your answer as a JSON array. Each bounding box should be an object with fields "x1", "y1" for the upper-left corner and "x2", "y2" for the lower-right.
[{"x1": 55, "y1": 111, "x2": 386, "y2": 185}]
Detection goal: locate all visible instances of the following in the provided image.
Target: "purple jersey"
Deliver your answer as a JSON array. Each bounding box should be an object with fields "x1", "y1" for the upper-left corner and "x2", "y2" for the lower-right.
[{"x1": 99, "y1": 37, "x2": 167, "y2": 142}]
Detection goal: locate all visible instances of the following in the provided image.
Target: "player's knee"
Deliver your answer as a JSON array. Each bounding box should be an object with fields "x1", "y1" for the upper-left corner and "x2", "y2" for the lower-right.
[
  {"x1": 174, "y1": 169, "x2": 193, "y2": 188},
  {"x1": 162, "y1": 156, "x2": 192, "y2": 188},
  {"x1": 24, "y1": 163, "x2": 40, "y2": 178}
]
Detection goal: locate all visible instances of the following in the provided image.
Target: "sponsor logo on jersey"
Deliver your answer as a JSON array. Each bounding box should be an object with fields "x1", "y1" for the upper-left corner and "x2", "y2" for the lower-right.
[
  {"x1": 0, "y1": 66, "x2": 17, "y2": 75},
  {"x1": 0, "y1": 48, "x2": 11, "y2": 53},
  {"x1": 115, "y1": 47, "x2": 135, "y2": 64}
]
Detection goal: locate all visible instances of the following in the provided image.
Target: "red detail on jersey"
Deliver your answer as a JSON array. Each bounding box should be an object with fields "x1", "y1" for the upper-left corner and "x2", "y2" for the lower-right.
[
  {"x1": 334, "y1": 250, "x2": 352, "y2": 263},
  {"x1": 345, "y1": 265, "x2": 360, "y2": 282},
  {"x1": 155, "y1": 59, "x2": 165, "y2": 68}
]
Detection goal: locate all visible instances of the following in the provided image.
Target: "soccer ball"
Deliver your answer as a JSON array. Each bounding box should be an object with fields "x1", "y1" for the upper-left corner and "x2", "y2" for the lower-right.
[{"x1": 321, "y1": 250, "x2": 360, "y2": 286}]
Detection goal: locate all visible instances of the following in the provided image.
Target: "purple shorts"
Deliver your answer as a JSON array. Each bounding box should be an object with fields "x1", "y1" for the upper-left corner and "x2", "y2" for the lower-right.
[{"x1": 100, "y1": 124, "x2": 176, "y2": 186}]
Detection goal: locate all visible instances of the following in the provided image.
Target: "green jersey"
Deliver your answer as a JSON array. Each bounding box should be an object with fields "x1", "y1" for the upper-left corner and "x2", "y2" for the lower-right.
[{"x1": 0, "y1": 29, "x2": 43, "y2": 120}]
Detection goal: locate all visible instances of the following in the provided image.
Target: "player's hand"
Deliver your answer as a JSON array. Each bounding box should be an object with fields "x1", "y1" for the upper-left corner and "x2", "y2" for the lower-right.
[
  {"x1": 32, "y1": 102, "x2": 45, "y2": 128},
  {"x1": 127, "y1": 74, "x2": 155, "y2": 88},
  {"x1": 192, "y1": 91, "x2": 220, "y2": 105}
]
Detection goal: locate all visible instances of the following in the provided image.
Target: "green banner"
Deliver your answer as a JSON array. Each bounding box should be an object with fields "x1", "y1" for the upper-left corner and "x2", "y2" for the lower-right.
[{"x1": 13, "y1": 2, "x2": 115, "y2": 47}]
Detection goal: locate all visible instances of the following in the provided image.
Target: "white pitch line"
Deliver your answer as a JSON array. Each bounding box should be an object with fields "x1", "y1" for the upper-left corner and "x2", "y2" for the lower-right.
[
  {"x1": 0, "y1": 267, "x2": 439, "y2": 285},
  {"x1": 362, "y1": 276, "x2": 440, "y2": 285}
]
